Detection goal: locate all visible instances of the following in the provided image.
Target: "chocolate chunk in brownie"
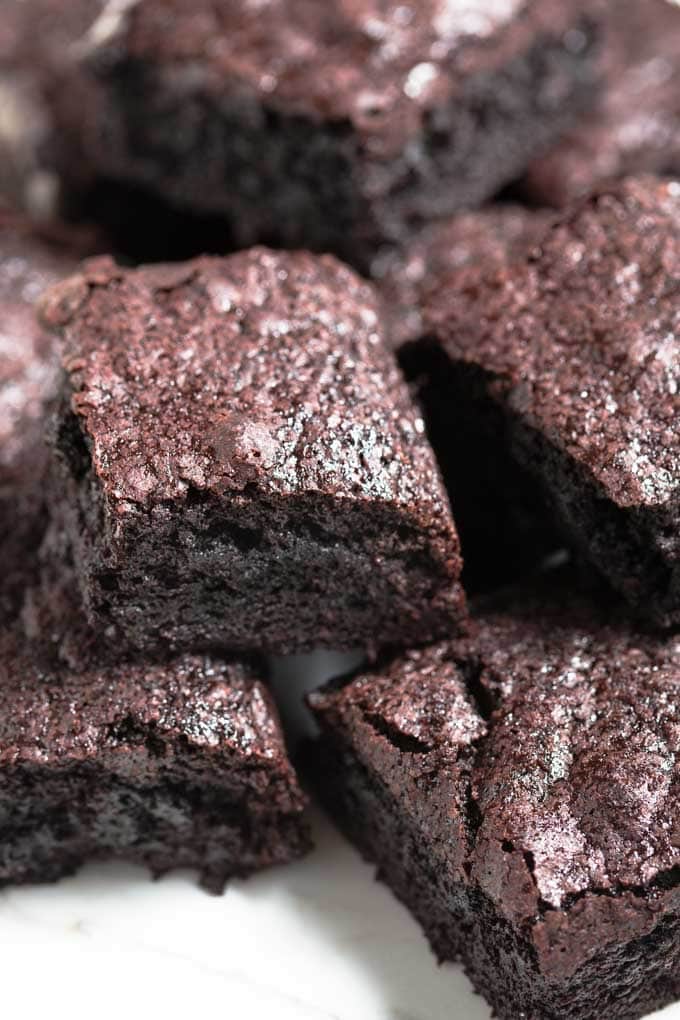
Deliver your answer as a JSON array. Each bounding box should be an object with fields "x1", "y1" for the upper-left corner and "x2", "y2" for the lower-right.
[
  {"x1": 418, "y1": 177, "x2": 680, "y2": 625},
  {"x1": 523, "y1": 0, "x2": 680, "y2": 207},
  {"x1": 0, "y1": 616, "x2": 310, "y2": 893},
  {"x1": 39, "y1": 248, "x2": 465, "y2": 656},
  {"x1": 0, "y1": 211, "x2": 78, "y2": 623},
  {"x1": 307, "y1": 570, "x2": 680, "y2": 1020},
  {"x1": 390, "y1": 204, "x2": 560, "y2": 591},
  {"x1": 49, "y1": 0, "x2": 601, "y2": 268}
]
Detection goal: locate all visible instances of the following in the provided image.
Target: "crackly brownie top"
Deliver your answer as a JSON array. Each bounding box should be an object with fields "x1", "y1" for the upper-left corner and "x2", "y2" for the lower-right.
[
  {"x1": 312, "y1": 570, "x2": 679, "y2": 931},
  {"x1": 524, "y1": 0, "x2": 680, "y2": 206},
  {"x1": 85, "y1": 0, "x2": 585, "y2": 156},
  {"x1": 40, "y1": 248, "x2": 451, "y2": 520},
  {"x1": 0, "y1": 215, "x2": 75, "y2": 492},
  {"x1": 0, "y1": 626, "x2": 288, "y2": 768},
  {"x1": 424, "y1": 177, "x2": 680, "y2": 510},
  {"x1": 471, "y1": 602, "x2": 679, "y2": 913},
  {"x1": 309, "y1": 640, "x2": 486, "y2": 873},
  {"x1": 311, "y1": 642, "x2": 485, "y2": 756},
  {"x1": 374, "y1": 204, "x2": 552, "y2": 347}
]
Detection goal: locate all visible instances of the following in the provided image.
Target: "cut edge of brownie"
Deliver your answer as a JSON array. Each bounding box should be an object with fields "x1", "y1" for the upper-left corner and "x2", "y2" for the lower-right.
[
  {"x1": 306, "y1": 726, "x2": 680, "y2": 1020},
  {"x1": 399, "y1": 339, "x2": 562, "y2": 593}
]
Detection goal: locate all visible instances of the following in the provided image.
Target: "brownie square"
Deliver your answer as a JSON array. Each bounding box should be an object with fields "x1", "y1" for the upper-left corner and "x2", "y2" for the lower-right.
[
  {"x1": 523, "y1": 0, "x2": 680, "y2": 207},
  {"x1": 50, "y1": 0, "x2": 601, "y2": 268},
  {"x1": 0, "y1": 211, "x2": 77, "y2": 623},
  {"x1": 417, "y1": 177, "x2": 680, "y2": 625},
  {"x1": 0, "y1": 612, "x2": 310, "y2": 893},
  {"x1": 308, "y1": 572, "x2": 680, "y2": 1020},
  {"x1": 39, "y1": 248, "x2": 464, "y2": 655}
]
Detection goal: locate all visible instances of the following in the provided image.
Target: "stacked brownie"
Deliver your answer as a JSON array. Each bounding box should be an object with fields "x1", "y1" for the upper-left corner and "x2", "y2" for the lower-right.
[
  {"x1": 3, "y1": 221, "x2": 473, "y2": 887},
  {"x1": 0, "y1": 2, "x2": 679, "y2": 1019}
]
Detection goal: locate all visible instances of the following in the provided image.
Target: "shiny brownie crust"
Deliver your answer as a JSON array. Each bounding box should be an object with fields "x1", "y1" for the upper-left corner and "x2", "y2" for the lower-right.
[
  {"x1": 0, "y1": 619, "x2": 310, "y2": 892},
  {"x1": 523, "y1": 0, "x2": 680, "y2": 207}
]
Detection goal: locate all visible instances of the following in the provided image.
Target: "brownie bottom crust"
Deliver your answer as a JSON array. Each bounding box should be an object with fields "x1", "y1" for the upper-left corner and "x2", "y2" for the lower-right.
[{"x1": 309, "y1": 737, "x2": 680, "y2": 1020}]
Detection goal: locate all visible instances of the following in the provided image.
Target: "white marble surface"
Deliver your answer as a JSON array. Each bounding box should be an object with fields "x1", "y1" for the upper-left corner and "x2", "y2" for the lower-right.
[
  {"x1": 2, "y1": 806, "x2": 678, "y2": 1020},
  {"x1": 1, "y1": 652, "x2": 677, "y2": 1020}
]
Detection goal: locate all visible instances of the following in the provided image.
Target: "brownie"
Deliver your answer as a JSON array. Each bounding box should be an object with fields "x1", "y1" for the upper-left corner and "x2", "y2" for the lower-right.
[
  {"x1": 49, "y1": 0, "x2": 601, "y2": 268},
  {"x1": 523, "y1": 0, "x2": 680, "y2": 207},
  {"x1": 0, "y1": 609, "x2": 310, "y2": 893},
  {"x1": 418, "y1": 177, "x2": 680, "y2": 624},
  {"x1": 307, "y1": 572, "x2": 680, "y2": 1020},
  {"x1": 39, "y1": 248, "x2": 464, "y2": 656},
  {"x1": 0, "y1": 211, "x2": 78, "y2": 623}
]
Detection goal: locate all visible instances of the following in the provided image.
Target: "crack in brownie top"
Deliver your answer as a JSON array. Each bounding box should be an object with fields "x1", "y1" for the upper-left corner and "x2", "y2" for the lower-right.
[
  {"x1": 424, "y1": 177, "x2": 680, "y2": 509},
  {"x1": 471, "y1": 607, "x2": 679, "y2": 917},
  {"x1": 39, "y1": 249, "x2": 449, "y2": 516},
  {"x1": 83, "y1": 0, "x2": 585, "y2": 157}
]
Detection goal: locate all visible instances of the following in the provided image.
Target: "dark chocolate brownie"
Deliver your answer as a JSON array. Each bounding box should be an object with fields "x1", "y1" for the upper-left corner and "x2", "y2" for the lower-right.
[
  {"x1": 391, "y1": 204, "x2": 560, "y2": 591},
  {"x1": 39, "y1": 248, "x2": 465, "y2": 656},
  {"x1": 49, "y1": 0, "x2": 601, "y2": 268},
  {"x1": 0, "y1": 211, "x2": 77, "y2": 623},
  {"x1": 307, "y1": 573, "x2": 680, "y2": 1020},
  {"x1": 418, "y1": 176, "x2": 680, "y2": 625},
  {"x1": 523, "y1": 0, "x2": 680, "y2": 207},
  {"x1": 0, "y1": 607, "x2": 310, "y2": 893}
]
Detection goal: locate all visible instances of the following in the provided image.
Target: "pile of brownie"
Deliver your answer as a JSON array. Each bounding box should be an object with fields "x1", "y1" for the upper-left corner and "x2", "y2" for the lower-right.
[{"x1": 0, "y1": 2, "x2": 678, "y2": 1019}]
